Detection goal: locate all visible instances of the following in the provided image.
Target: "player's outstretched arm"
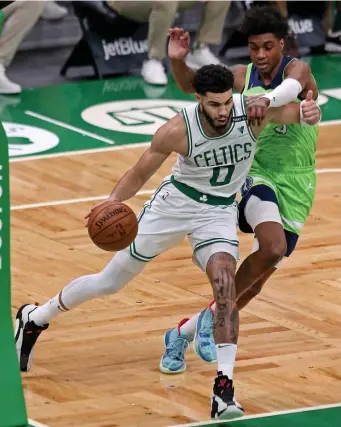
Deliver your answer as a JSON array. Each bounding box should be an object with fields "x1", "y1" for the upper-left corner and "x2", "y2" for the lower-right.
[
  {"x1": 168, "y1": 27, "x2": 246, "y2": 94},
  {"x1": 284, "y1": 59, "x2": 318, "y2": 100},
  {"x1": 266, "y1": 90, "x2": 321, "y2": 126},
  {"x1": 109, "y1": 124, "x2": 177, "y2": 202},
  {"x1": 85, "y1": 115, "x2": 186, "y2": 222},
  {"x1": 246, "y1": 60, "x2": 318, "y2": 121},
  {"x1": 251, "y1": 90, "x2": 321, "y2": 138},
  {"x1": 168, "y1": 27, "x2": 196, "y2": 93}
]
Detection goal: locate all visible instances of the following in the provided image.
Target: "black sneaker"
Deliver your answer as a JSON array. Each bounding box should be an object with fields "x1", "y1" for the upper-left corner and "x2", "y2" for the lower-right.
[
  {"x1": 325, "y1": 31, "x2": 341, "y2": 53},
  {"x1": 211, "y1": 372, "x2": 244, "y2": 420},
  {"x1": 15, "y1": 304, "x2": 49, "y2": 372}
]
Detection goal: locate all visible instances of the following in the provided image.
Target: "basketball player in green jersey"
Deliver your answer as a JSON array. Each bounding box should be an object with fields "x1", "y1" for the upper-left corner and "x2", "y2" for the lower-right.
[{"x1": 160, "y1": 6, "x2": 320, "y2": 373}]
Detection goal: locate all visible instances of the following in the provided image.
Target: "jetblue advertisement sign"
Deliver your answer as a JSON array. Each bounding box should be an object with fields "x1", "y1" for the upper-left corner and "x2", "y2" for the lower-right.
[
  {"x1": 288, "y1": 15, "x2": 325, "y2": 47},
  {"x1": 85, "y1": 16, "x2": 148, "y2": 75}
]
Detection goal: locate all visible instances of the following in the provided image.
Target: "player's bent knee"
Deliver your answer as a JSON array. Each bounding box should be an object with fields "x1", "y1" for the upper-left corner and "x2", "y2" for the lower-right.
[{"x1": 260, "y1": 241, "x2": 287, "y2": 266}]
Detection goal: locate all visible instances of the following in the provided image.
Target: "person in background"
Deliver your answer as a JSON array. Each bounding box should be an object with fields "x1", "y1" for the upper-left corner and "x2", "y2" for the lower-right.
[
  {"x1": 325, "y1": 1, "x2": 341, "y2": 52},
  {"x1": 107, "y1": 0, "x2": 231, "y2": 85},
  {"x1": 0, "y1": 0, "x2": 45, "y2": 94},
  {"x1": 41, "y1": 1, "x2": 68, "y2": 21}
]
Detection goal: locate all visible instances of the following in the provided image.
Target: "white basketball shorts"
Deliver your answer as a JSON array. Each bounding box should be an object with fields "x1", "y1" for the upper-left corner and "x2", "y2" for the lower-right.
[{"x1": 129, "y1": 178, "x2": 239, "y2": 271}]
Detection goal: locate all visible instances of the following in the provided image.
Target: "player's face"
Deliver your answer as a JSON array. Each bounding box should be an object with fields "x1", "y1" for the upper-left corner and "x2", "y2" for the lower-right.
[
  {"x1": 196, "y1": 90, "x2": 233, "y2": 130},
  {"x1": 248, "y1": 33, "x2": 284, "y2": 75}
]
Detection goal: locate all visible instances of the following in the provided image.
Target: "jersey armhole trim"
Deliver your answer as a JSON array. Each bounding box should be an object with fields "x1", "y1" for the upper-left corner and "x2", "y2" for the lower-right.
[
  {"x1": 243, "y1": 63, "x2": 253, "y2": 93},
  {"x1": 282, "y1": 57, "x2": 297, "y2": 79},
  {"x1": 182, "y1": 108, "x2": 193, "y2": 157},
  {"x1": 241, "y1": 95, "x2": 257, "y2": 143}
]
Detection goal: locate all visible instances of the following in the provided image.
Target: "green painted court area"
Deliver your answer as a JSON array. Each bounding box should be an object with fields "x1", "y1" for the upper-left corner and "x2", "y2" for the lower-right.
[{"x1": 0, "y1": 54, "x2": 340, "y2": 160}]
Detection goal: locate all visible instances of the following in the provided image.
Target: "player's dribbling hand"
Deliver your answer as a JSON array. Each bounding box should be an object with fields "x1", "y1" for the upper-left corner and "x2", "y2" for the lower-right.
[
  {"x1": 245, "y1": 95, "x2": 270, "y2": 127},
  {"x1": 84, "y1": 197, "x2": 114, "y2": 227},
  {"x1": 301, "y1": 90, "x2": 321, "y2": 126},
  {"x1": 168, "y1": 27, "x2": 191, "y2": 60}
]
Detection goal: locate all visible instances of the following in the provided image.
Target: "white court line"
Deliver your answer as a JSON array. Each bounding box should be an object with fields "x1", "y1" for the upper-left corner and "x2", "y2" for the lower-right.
[
  {"x1": 28, "y1": 419, "x2": 50, "y2": 427},
  {"x1": 316, "y1": 168, "x2": 341, "y2": 173},
  {"x1": 166, "y1": 402, "x2": 341, "y2": 427},
  {"x1": 319, "y1": 119, "x2": 341, "y2": 126},
  {"x1": 25, "y1": 111, "x2": 116, "y2": 145},
  {"x1": 9, "y1": 118, "x2": 341, "y2": 163},
  {"x1": 10, "y1": 189, "x2": 155, "y2": 211},
  {"x1": 9, "y1": 142, "x2": 152, "y2": 163},
  {"x1": 10, "y1": 169, "x2": 341, "y2": 211}
]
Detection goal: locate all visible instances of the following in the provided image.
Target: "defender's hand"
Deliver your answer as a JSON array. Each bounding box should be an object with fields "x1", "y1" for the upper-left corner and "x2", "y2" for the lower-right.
[
  {"x1": 301, "y1": 90, "x2": 321, "y2": 125},
  {"x1": 168, "y1": 27, "x2": 191, "y2": 60}
]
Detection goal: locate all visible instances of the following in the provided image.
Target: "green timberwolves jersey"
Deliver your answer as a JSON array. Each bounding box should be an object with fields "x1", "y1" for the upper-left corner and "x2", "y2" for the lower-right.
[
  {"x1": 243, "y1": 56, "x2": 318, "y2": 171},
  {"x1": 172, "y1": 94, "x2": 257, "y2": 198}
]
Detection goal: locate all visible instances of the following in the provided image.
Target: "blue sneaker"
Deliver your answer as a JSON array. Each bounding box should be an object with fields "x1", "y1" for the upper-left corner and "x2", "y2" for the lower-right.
[
  {"x1": 159, "y1": 319, "x2": 192, "y2": 374},
  {"x1": 194, "y1": 308, "x2": 217, "y2": 363}
]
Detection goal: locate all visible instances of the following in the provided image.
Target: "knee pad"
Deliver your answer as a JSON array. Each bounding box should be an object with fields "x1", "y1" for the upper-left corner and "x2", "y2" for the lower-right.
[
  {"x1": 245, "y1": 195, "x2": 282, "y2": 231},
  {"x1": 239, "y1": 185, "x2": 280, "y2": 233}
]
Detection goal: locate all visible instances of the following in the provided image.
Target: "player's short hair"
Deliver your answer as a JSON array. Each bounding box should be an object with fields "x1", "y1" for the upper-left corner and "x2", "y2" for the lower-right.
[
  {"x1": 239, "y1": 6, "x2": 289, "y2": 39},
  {"x1": 194, "y1": 64, "x2": 234, "y2": 95}
]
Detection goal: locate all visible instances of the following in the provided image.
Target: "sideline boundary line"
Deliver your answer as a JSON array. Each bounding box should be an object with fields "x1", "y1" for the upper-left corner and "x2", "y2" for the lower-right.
[
  {"x1": 165, "y1": 403, "x2": 341, "y2": 427},
  {"x1": 28, "y1": 419, "x2": 50, "y2": 427}
]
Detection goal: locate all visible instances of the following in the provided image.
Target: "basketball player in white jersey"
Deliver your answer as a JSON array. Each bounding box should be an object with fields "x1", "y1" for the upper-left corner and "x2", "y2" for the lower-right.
[{"x1": 15, "y1": 65, "x2": 320, "y2": 420}]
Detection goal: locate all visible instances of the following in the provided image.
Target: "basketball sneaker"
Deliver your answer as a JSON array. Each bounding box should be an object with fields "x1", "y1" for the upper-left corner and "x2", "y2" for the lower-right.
[
  {"x1": 211, "y1": 372, "x2": 244, "y2": 420},
  {"x1": 15, "y1": 304, "x2": 49, "y2": 372},
  {"x1": 159, "y1": 318, "x2": 192, "y2": 374},
  {"x1": 194, "y1": 307, "x2": 216, "y2": 363}
]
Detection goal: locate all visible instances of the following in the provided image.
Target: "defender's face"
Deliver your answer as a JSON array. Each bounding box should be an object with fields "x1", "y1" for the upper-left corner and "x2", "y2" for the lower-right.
[
  {"x1": 196, "y1": 90, "x2": 233, "y2": 130},
  {"x1": 248, "y1": 33, "x2": 284, "y2": 75}
]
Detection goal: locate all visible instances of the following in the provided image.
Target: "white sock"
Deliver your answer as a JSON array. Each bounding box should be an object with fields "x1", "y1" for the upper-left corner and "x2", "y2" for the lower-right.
[
  {"x1": 179, "y1": 313, "x2": 200, "y2": 338},
  {"x1": 216, "y1": 343, "x2": 237, "y2": 379},
  {"x1": 30, "y1": 249, "x2": 145, "y2": 326}
]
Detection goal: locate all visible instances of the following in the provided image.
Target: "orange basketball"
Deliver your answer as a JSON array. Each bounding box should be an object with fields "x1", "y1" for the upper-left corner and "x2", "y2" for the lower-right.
[{"x1": 87, "y1": 201, "x2": 138, "y2": 251}]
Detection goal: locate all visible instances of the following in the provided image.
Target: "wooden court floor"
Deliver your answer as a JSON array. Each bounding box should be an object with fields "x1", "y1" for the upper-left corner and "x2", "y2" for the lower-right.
[{"x1": 10, "y1": 124, "x2": 341, "y2": 427}]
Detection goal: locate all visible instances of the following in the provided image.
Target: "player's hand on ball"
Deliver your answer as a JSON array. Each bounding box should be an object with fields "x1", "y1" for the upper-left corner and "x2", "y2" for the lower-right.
[
  {"x1": 84, "y1": 197, "x2": 116, "y2": 227},
  {"x1": 87, "y1": 201, "x2": 138, "y2": 251},
  {"x1": 301, "y1": 90, "x2": 321, "y2": 125}
]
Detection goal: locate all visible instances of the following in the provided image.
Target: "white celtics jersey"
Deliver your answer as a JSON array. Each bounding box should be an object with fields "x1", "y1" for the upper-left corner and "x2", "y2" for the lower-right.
[{"x1": 172, "y1": 94, "x2": 257, "y2": 200}]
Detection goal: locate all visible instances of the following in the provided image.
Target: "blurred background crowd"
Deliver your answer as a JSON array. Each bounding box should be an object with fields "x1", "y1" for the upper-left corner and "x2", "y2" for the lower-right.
[{"x1": 0, "y1": 0, "x2": 340, "y2": 94}]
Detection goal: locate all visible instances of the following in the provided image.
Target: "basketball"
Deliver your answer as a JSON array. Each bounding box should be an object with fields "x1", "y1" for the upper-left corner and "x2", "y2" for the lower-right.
[{"x1": 87, "y1": 201, "x2": 138, "y2": 251}]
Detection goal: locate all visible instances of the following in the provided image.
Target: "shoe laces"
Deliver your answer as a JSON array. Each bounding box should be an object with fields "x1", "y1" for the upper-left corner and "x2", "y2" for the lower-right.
[
  {"x1": 214, "y1": 374, "x2": 234, "y2": 400},
  {"x1": 165, "y1": 333, "x2": 189, "y2": 361},
  {"x1": 198, "y1": 309, "x2": 214, "y2": 342}
]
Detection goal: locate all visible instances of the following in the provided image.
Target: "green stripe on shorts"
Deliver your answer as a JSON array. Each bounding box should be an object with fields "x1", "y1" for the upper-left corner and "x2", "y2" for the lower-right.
[{"x1": 194, "y1": 238, "x2": 239, "y2": 253}]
